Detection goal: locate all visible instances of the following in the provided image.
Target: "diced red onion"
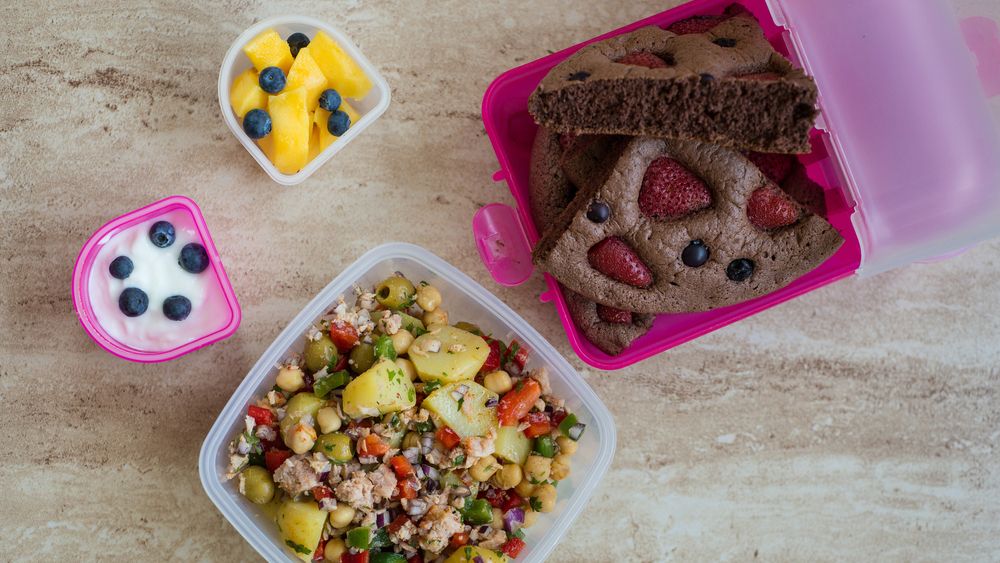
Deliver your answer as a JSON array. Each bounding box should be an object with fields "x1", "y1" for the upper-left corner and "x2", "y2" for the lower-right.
[
  {"x1": 477, "y1": 525, "x2": 490, "y2": 534},
  {"x1": 406, "y1": 498, "x2": 429, "y2": 516},
  {"x1": 413, "y1": 464, "x2": 425, "y2": 479},
  {"x1": 402, "y1": 447, "x2": 421, "y2": 463},
  {"x1": 503, "y1": 508, "x2": 525, "y2": 533},
  {"x1": 375, "y1": 511, "x2": 391, "y2": 528},
  {"x1": 424, "y1": 478, "x2": 439, "y2": 493},
  {"x1": 474, "y1": 556, "x2": 486, "y2": 563},
  {"x1": 567, "y1": 422, "x2": 586, "y2": 441},
  {"x1": 451, "y1": 384, "x2": 469, "y2": 402},
  {"x1": 421, "y1": 464, "x2": 439, "y2": 481},
  {"x1": 420, "y1": 433, "x2": 435, "y2": 454},
  {"x1": 484, "y1": 397, "x2": 498, "y2": 408}
]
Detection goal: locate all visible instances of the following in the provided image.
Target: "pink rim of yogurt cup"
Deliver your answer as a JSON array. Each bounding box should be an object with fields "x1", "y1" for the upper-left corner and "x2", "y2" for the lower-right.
[{"x1": 71, "y1": 195, "x2": 241, "y2": 363}]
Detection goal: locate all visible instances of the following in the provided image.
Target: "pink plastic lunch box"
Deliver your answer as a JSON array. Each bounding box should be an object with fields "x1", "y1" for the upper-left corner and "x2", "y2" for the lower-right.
[
  {"x1": 475, "y1": 0, "x2": 1000, "y2": 370},
  {"x1": 71, "y1": 195, "x2": 241, "y2": 363}
]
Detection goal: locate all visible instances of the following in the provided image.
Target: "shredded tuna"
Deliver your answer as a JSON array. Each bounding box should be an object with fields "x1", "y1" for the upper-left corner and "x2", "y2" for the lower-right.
[
  {"x1": 369, "y1": 465, "x2": 398, "y2": 503},
  {"x1": 390, "y1": 519, "x2": 418, "y2": 545},
  {"x1": 417, "y1": 505, "x2": 464, "y2": 554},
  {"x1": 529, "y1": 367, "x2": 552, "y2": 395},
  {"x1": 335, "y1": 472, "x2": 375, "y2": 510},
  {"x1": 274, "y1": 454, "x2": 323, "y2": 496},
  {"x1": 478, "y1": 528, "x2": 508, "y2": 550}
]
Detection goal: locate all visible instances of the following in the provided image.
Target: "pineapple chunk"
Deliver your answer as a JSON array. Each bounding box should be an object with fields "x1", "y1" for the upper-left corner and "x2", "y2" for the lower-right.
[
  {"x1": 308, "y1": 124, "x2": 320, "y2": 160},
  {"x1": 286, "y1": 47, "x2": 328, "y2": 112},
  {"x1": 243, "y1": 29, "x2": 293, "y2": 74},
  {"x1": 268, "y1": 88, "x2": 310, "y2": 174},
  {"x1": 313, "y1": 100, "x2": 360, "y2": 151},
  {"x1": 229, "y1": 68, "x2": 268, "y2": 118},
  {"x1": 257, "y1": 134, "x2": 276, "y2": 162},
  {"x1": 309, "y1": 31, "x2": 373, "y2": 99}
]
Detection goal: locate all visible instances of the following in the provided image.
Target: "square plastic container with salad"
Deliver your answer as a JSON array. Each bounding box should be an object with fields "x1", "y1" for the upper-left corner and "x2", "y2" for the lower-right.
[{"x1": 199, "y1": 243, "x2": 616, "y2": 562}]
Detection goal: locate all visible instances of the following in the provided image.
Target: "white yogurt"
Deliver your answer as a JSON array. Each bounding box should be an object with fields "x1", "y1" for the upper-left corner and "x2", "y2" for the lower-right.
[{"x1": 87, "y1": 209, "x2": 232, "y2": 352}]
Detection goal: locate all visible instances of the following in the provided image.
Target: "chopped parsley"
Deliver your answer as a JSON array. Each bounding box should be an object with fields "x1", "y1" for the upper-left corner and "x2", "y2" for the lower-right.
[
  {"x1": 464, "y1": 546, "x2": 473, "y2": 558},
  {"x1": 513, "y1": 528, "x2": 526, "y2": 539},
  {"x1": 424, "y1": 380, "x2": 441, "y2": 393},
  {"x1": 411, "y1": 325, "x2": 428, "y2": 337},
  {"x1": 529, "y1": 496, "x2": 543, "y2": 511},
  {"x1": 407, "y1": 387, "x2": 416, "y2": 402},
  {"x1": 453, "y1": 454, "x2": 466, "y2": 466},
  {"x1": 414, "y1": 420, "x2": 434, "y2": 433},
  {"x1": 374, "y1": 335, "x2": 397, "y2": 360},
  {"x1": 456, "y1": 396, "x2": 465, "y2": 410},
  {"x1": 285, "y1": 540, "x2": 310, "y2": 555}
]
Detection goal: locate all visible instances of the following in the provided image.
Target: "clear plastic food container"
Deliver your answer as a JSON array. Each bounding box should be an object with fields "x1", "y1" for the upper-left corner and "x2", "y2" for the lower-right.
[
  {"x1": 477, "y1": 0, "x2": 1000, "y2": 370},
  {"x1": 199, "y1": 243, "x2": 616, "y2": 562},
  {"x1": 218, "y1": 15, "x2": 391, "y2": 186}
]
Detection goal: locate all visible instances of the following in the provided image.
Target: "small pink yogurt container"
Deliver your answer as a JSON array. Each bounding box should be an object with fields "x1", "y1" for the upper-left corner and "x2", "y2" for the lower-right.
[
  {"x1": 477, "y1": 0, "x2": 1000, "y2": 370},
  {"x1": 72, "y1": 196, "x2": 241, "y2": 363}
]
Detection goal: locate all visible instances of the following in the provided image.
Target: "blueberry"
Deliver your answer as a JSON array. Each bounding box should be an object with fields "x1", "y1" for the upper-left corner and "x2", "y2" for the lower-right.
[
  {"x1": 327, "y1": 110, "x2": 351, "y2": 136},
  {"x1": 243, "y1": 109, "x2": 272, "y2": 139},
  {"x1": 179, "y1": 243, "x2": 210, "y2": 274},
  {"x1": 287, "y1": 32, "x2": 310, "y2": 57},
  {"x1": 163, "y1": 295, "x2": 192, "y2": 321},
  {"x1": 109, "y1": 256, "x2": 133, "y2": 279},
  {"x1": 149, "y1": 221, "x2": 175, "y2": 248},
  {"x1": 726, "y1": 258, "x2": 755, "y2": 282},
  {"x1": 681, "y1": 240, "x2": 709, "y2": 268},
  {"x1": 586, "y1": 201, "x2": 611, "y2": 223},
  {"x1": 118, "y1": 287, "x2": 149, "y2": 317},
  {"x1": 258, "y1": 66, "x2": 286, "y2": 94},
  {"x1": 318, "y1": 89, "x2": 342, "y2": 112}
]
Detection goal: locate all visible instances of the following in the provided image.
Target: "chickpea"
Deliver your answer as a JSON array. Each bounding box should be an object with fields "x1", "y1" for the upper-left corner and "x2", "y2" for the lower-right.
[
  {"x1": 492, "y1": 463, "x2": 522, "y2": 490},
  {"x1": 329, "y1": 504, "x2": 356, "y2": 528},
  {"x1": 402, "y1": 431, "x2": 421, "y2": 449},
  {"x1": 423, "y1": 308, "x2": 448, "y2": 328},
  {"x1": 550, "y1": 454, "x2": 571, "y2": 481},
  {"x1": 522, "y1": 509, "x2": 539, "y2": 528},
  {"x1": 275, "y1": 365, "x2": 305, "y2": 393},
  {"x1": 416, "y1": 284, "x2": 442, "y2": 312},
  {"x1": 287, "y1": 421, "x2": 317, "y2": 454},
  {"x1": 469, "y1": 455, "x2": 500, "y2": 482},
  {"x1": 390, "y1": 329, "x2": 414, "y2": 355},
  {"x1": 490, "y1": 507, "x2": 504, "y2": 529},
  {"x1": 523, "y1": 455, "x2": 552, "y2": 483},
  {"x1": 240, "y1": 466, "x2": 275, "y2": 504},
  {"x1": 556, "y1": 436, "x2": 578, "y2": 456},
  {"x1": 533, "y1": 483, "x2": 557, "y2": 513},
  {"x1": 483, "y1": 370, "x2": 513, "y2": 395},
  {"x1": 395, "y1": 358, "x2": 418, "y2": 381},
  {"x1": 514, "y1": 478, "x2": 536, "y2": 499},
  {"x1": 323, "y1": 538, "x2": 347, "y2": 561},
  {"x1": 316, "y1": 407, "x2": 342, "y2": 434}
]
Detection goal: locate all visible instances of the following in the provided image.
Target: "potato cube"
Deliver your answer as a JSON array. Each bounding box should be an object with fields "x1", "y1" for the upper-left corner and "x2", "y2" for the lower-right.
[
  {"x1": 242, "y1": 29, "x2": 293, "y2": 74},
  {"x1": 309, "y1": 31, "x2": 372, "y2": 99},
  {"x1": 268, "y1": 87, "x2": 310, "y2": 174}
]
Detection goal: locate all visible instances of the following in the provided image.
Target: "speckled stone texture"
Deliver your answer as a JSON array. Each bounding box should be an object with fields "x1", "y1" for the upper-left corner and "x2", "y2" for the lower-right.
[{"x1": 2, "y1": 1, "x2": 1000, "y2": 561}]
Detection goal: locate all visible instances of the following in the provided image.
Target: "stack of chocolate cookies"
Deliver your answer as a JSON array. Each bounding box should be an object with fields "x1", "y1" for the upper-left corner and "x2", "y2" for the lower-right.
[{"x1": 527, "y1": 5, "x2": 843, "y2": 355}]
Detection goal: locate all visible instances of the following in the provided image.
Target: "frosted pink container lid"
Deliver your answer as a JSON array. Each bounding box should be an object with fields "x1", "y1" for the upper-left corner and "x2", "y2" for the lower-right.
[
  {"x1": 475, "y1": 0, "x2": 1000, "y2": 369},
  {"x1": 71, "y1": 196, "x2": 241, "y2": 363}
]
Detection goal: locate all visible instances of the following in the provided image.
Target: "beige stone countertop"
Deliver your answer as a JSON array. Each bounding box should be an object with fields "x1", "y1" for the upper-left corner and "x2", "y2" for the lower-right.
[{"x1": 3, "y1": 0, "x2": 1000, "y2": 561}]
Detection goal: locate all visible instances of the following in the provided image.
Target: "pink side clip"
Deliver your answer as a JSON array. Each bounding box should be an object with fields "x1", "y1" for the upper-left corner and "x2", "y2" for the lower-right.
[{"x1": 472, "y1": 203, "x2": 534, "y2": 287}]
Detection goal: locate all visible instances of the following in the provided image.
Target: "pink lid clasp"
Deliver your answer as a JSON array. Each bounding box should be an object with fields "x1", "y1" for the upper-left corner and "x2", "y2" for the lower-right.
[{"x1": 472, "y1": 203, "x2": 533, "y2": 287}]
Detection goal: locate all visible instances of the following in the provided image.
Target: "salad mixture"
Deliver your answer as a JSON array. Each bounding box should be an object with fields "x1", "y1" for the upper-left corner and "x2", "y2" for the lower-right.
[{"x1": 226, "y1": 274, "x2": 585, "y2": 562}]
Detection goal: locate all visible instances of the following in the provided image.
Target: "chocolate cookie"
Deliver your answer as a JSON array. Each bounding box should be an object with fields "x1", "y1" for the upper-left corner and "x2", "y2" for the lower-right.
[
  {"x1": 532, "y1": 136, "x2": 844, "y2": 314},
  {"x1": 563, "y1": 290, "x2": 656, "y2": 356},
  {"x1": 527, "y1": 7, "x2": 818, "y2": 154},
  {"x1": 529, "y1": 127, "x2": 655, "y2": 355}
]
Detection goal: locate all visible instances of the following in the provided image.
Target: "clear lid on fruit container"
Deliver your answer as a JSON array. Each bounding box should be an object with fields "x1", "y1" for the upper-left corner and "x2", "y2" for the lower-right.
[{"x1": 767, "y1": 0, "x2": 1000, "y2": 276}]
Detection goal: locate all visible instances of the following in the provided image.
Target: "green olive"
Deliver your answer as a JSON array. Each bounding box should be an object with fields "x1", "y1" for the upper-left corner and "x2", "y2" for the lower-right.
[
  {"x1": 314, "y1": 432, "x2": 353, "y2": 463},
  {"x1": 349, "y1": 342, "x2": 375, "y2": 374},
  {"x1": 241, "y1": 466, "x2": 275, "y2": 504},
  {"x1": 304, "y1": 335, "x2": 338, "y2": 373},
  {"x1": 375, "y1": 276, "x2": 416, "y2": 309},
  {"x1": 453, "y1": 321, "x2": 481, "y2": 335}
]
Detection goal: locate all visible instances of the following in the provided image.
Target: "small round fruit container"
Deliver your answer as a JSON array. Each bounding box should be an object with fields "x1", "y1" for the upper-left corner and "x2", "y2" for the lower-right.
[
  {"x1": 218, "y1": 15, "x2": 391, "y2": 186},
  {"x1": 71, "y1": 195, "x2": 241, "y2": 363},
  {"x1": 199, "y1": 243, "x2": 616, "y2": 562}
]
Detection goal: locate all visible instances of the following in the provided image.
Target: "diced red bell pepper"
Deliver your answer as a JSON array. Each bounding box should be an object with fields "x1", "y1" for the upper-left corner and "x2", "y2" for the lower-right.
[
  {"x1": 506, "y1": 339, "x2": 530, "y2": 371},
  {"x1": 333, "y1": 352, "x2": 349, "y2": 372},
  {"x1": 265, "y1": 449, "x2": 293, "y2": 473},
  {"x1": 387, "y1": 515, "x2": 411, "y2": 534},
  {"x1": 312, "y1": 485, "x2": 334, "y2": 501},
  {"x1": 435, "y1": 426, "x2": 461, "y2": 449},
  {"x1": 329, "y1": 321, "x2": 360, "y2": 353},
  {"x1": 479, "y1": 486, "x2": 509, "y2": 509},
  {"x1": 312, "y1": 538, "x2": 325, "y2": 561},
  {"x1": 395, "y1": 478, "x2": 418, "y2": 500},
  {"x1": 358, "y1": 434, "x2": 389, "y2": 457},
  {"x1": 501, "y1": 537, "x2": 526, "y2": 559},
  {"x1": 247, "y1": 405, "x2": 275, "y2": 426},
  {"x1": 389, "y1": 455, "x2": 414, "y2": 478},
  {"x1": 502, "y1": 490, "x2": 525, "y2": 511},
  {"x1": 551, "y1": 409, "x2": 568, "y2": 426},
  {"x1": 480, "y1": 337, "x2": 502, "y2": 374},
  {"x1": 497, "y1": 379, "x2": 542, "y2": 426},
  {"x1": 406, "y1": 554, "x2": 423, "y2": 563},
  {"x1": 522, "y1": 411, "x2": 553, "y2": 438},
  {"x1": 341, "y1": 551, "x2": 369, "y2": 563},
  {"x1": 448, "y1": 532, "x2": 469, "y2": 549}
]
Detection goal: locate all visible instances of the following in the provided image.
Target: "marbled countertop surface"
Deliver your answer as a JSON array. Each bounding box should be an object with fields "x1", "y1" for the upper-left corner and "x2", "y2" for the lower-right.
[{"x1": 3, "y1": 1, "x2": 1000, "y2": 561}]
